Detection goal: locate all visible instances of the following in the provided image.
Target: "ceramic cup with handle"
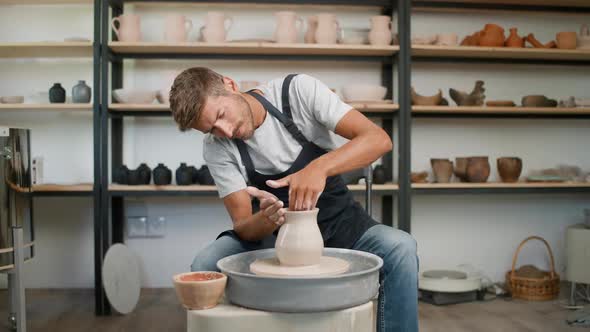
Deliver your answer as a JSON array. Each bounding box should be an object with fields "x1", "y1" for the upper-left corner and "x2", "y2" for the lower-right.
[
  {"x1": 164, "y1": 14, "x2": 193, "y2": 43},
  {"x1": 111, "y1": 14, "x2": 142, "y2": 42},
  {"x1": 200, "y1": 11, "x2": 232, "y2": 43},
  {"x1": 274, "y1": 11, "x2": 303, "y2": 44},
  {"x1": 315, "y1": 13, "x2": 340, "y2": 44}
]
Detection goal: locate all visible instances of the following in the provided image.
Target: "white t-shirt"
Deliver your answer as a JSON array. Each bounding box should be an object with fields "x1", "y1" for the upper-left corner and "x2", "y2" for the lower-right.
[{"x1": 203, "y1": 74, "x2": 352, "y2": 198}]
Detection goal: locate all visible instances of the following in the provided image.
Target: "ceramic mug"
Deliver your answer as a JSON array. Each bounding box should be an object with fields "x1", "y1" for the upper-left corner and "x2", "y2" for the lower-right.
[
  {"x1": 165, "y1": 14, "x2": 193, "y2": 43},
  {"x1": 315, "y1": 13, "x2": 340, "y2": 44},
  {"x1": 111, "y1": 14, "x2": 142, "y2": 42},
  {"x1": 274, "y1": 11, "x2": 303, "y2": 44},
  {"x1": 200, "y1": 12, "x2": 232, "y2": 43},
  {"x1": 556, "y1": 31, "x2": 577, "y2": 49}
]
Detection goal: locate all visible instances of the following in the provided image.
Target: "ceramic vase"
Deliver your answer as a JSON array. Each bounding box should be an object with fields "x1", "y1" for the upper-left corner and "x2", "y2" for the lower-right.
[
  {"x1": 274, "y1": 11, "x2": 302, "y2": 44},
  {"x1": 497, "y1": 157, "x2": 522, "y2": 183},
  {"x1": 113, "y1": 165, "x2": 129, "y2": 184},
  {"x1": 304, "y1": 16, "x2": 318, "y2": 43},
  {"x1": 176, "y1": 163, "x2": 193, "y2": 185},
  {"x1": 315, "y1": 13, "x2": 339, "y2": 44},
  {"x1": 276, "y1": 208, "x2": 324, "y2": 266},
  {"x1": 368, "y1": 15, "x2": 392, "y2": 46},
  {"x1": 153, "y1": 163, "x2": 172, "y2": 185},
  {"x1": 431, "y1": 159, "x2": 453, "y2": 183},
  {"x1": 72, "y1": 80, "x2": 91, "y2": 103},
  {"x1": 164, "y1": 14, "x2": 193, "y2": 43},
  {"x1": 372, "y1": 165, "x2": 387, "y2": 184},
  {"x1": 111, "y1": 14, "x2": 142, "y2": 42},
  {"x1": 505, "y1": 27, "x2": 525, "y2": 48},
  {"x1": 49, "y1": 83, "x2": 66, "y2": 103},
  {"x1": 200, "y1": 12, "x2": 232, "y2": 43},
  {"x1": 197, "y1": 165, "x2": 215, "y2": 185},
  {"x1": 137, "y1": 163, "x2": 151, "y2": 185},
  {"x1": 479, "y1": 23, "x2": 505, "y2": 47},
  {"x1": 127, "y1": 169, "x2": 141, "y2": 185},
  {"x1": 466, "y1": 156, "x2": 490, "y2": 183}
]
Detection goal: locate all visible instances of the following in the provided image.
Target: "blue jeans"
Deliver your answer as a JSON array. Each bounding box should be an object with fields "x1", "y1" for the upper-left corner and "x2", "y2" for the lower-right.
[{"x1": 191, "y1": 224, "x2": 419, "y2": 332}]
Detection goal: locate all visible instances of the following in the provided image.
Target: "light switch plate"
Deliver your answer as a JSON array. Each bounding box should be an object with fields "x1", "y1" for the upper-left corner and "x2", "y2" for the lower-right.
[
  {"x1": 126, "y1": 216, "x2": 148, "y2": 238},
  {"x1": 147, "y1": 216, "x2": 166, "y2": 238}
]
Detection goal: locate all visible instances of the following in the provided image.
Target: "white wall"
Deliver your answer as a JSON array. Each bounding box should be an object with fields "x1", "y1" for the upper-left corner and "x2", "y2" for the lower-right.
[{"x1": 0, "y1": 4, "x2": 588, "y2": 288}]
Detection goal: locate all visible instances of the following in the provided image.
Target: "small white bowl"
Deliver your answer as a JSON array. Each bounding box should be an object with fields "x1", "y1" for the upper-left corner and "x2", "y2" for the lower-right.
[
  {"x1": 341, "y1": 84, "x2": 387, "y2": 101},
  {"x1": 340, "y1": 28, "x2": 370, "y2": 45},
  {"x1": 112, "y1": 89, "x2": 156, "y2": 104},
  {"x1": 0, "y1": 96, "x2": 24, "y2": 104}
]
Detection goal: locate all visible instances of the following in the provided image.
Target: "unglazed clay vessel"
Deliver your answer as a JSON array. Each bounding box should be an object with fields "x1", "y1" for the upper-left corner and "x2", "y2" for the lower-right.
[
  {"x1": 521, "y1": 95, "x2": 557, "y2": 107},
  {"x1": 304, "y1": 15, "x2": 318, "y2": 43},
  {"x1": 275, "y1": 208, "x2": 324, "y2": 266},
  {"x1": 450, "y1": 80, "x2": 485, "y2": 106},
  {"x1": 578, "y1": 24, "x2": 590, "y2": 49},
  {"x1": 411, "y1": 171, "x2": 428, "y2": 183},
  {"x1": 479, "y1": 24, "x2": 505, "y2": 47},
  {"x1": 453, "y1": 157, "x2": 469, "y2": 182},
  {"x1": 411, "y1": 87, "x2": 443, "y2": 106},
  {"x1": 368, "y1": 15, "x2": 392, "y2": 46},
  {"x1": 461, "y1": 31, "x2": 482, "y2": 46},
  {"x1": 173, "y1": 271, "x2": 227, "y2": 310},
  {"x1": 505, "y1": 28, "x2": 525, "y2": 48},
  {"x1": 164, "y1": 14, "x2": 193, "y2": 43},
  {"x1": 111, "y1": 14, "x2": 141, "y2": 42},
  {"x1": 466, "y1": 156, "x2": 490, "y2": 183},
  {"x1": 526, "y1": 33, "x2": 556, "y2": 48},
  {"x1": 200, "y1": 12, "x2": 232, "y2": 43},
  {"x1": 486, "y1": 100, "x2": 516, "y2": 107},
  {"x1": 315, "y1": 13, "x2": 339, "y2": 44},
  {"x1": 274, "y1": 11, "x2": 303, "y2": 44},
  {"x1": 556, "y1": 31, "x2": 577, "y2": 49},
  {"x1": 431, "y1": 159, "x2": 453, "y2": 183},
  {"x1": 497, "y1": 157, "x2": 522, "y2": 183}
]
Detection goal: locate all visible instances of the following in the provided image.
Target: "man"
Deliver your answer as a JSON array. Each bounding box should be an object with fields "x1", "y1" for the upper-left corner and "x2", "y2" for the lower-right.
[{"x1": 169, "y1": 67, "x2": 418, "y2": 332}]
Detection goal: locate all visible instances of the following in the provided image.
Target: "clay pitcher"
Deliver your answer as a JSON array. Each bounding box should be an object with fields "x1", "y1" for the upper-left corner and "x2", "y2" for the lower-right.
[
  {"x1": 275, "y1": 208, "x2": 324, "y2": 266},
  {"x1": 505, "y1": 27, "x2": 524, "y2": 48},
  {"x1": 200, "y1": 12, "x2": 232, "y2": 43},
  {"x1": 466, "y1": 156, "x2": 490, "y2": 183},
  {"x1": 430, "y1": 159, "x2": 453, "y2": 183},
  {"x1": 274, "y1": 11, "x2": 303, "y2": 44},
  {"x1": 315, "y1": 13, "x2": 339, "y2": 44},
  {"x1": 304, "y1": 15, "x2": 318, "y2": 43},
  {"x1": 497, "y1": 157, "x2": 522, "y2": 183},
  {"x1": 111, "y1": 14, "x2": 141, "y2": 42},
  {"x1": 479, "y1": 24, "x2": 505, "y2": 47},
  {"x1": 369, "y1": 15, "x2": 392, "y2": 46},
  {"x1": 556, "y1": 31, "x2": 577, "y2": 49},
  {"x1": 164, "y1": 14, "x2": 193, "y2": 43}
]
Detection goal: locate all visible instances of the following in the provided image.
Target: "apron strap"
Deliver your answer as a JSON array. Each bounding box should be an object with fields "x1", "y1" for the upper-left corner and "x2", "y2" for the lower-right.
[{"x1": 281, "y1": 74, "x2": 298, "y2": 119}]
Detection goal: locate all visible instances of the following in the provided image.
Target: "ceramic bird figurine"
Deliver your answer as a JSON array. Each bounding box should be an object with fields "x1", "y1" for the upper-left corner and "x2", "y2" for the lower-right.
[{"x1": 449, "y1": 80, "x2": 486, "y2": 106}]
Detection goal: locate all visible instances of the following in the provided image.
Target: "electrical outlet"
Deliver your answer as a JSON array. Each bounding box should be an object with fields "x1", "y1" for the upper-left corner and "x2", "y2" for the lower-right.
[
  {"x1": 147, "y1": 216, "x2": 166, "y2": 238},
  {"x1": 127, "y1": 216, "x2": 148, "y2": 238}
]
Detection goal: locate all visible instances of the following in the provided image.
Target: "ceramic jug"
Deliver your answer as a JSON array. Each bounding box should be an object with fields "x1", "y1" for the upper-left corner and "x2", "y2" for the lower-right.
[
  {"x1": 304, "y1": 15, "x2": 318, "y2": 43},
  {"x1": 505, "y1": 27, "x2": 525, "y2": 48},
  {"x1": 153, "y1": 163, "x2": 172, "y2": 185},
  {"x1": 164, "y1": 14, "x2": 193, "y2": 43},
  {"x1": 577, "y1": 24, "x2": 590, "y2": 49},
  {"x1": 49, "y1": 83, "x2": 66, "y2": 103},
  {"x1": 72, "y1": 80, "x2": 91, "y2": 103},
  {"x1": 275, "y1": 208, "x2": 324, "y2": 266},
  {"x1": 200, "y1": 12, "x2": 232, "y2": 43},
  {"x1": 315, "y1": 13, "x2": 339, "y2": 44},
  {"x1": 274, "y1": 11, "x2": 303, "y2": 44},
  {"x1": 111, "y1": 14, "x2": 142, "y2": 42},
  {"x1": 368, "y1": 15, "x2": 392, "y2": 46}
]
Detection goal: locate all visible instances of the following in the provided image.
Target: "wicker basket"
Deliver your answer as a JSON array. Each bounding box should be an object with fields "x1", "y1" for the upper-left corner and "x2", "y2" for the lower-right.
[{"x1": 505, "y1": 236, "x2": 560, "y2": 301}]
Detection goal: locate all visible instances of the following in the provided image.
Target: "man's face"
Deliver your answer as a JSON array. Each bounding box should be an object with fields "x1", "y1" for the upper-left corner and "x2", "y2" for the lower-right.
[{"x1": 191, "y1": 92, "x2": 255, "y2": 140}]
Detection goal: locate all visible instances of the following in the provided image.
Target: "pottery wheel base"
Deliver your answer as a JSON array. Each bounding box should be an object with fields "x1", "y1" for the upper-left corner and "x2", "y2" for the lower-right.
[{"x1": 250, "y1": 256, "x2": 350, "y2": 277}]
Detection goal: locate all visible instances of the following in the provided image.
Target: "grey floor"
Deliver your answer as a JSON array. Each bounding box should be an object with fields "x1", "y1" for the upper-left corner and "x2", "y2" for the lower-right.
[{"x1": 0, "y1": 288, "x2": 587, "y2": 331}]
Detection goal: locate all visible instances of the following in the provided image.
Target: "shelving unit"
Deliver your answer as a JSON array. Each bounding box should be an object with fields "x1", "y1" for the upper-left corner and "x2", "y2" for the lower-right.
[
  {"x1": 32, "y1": 183, "x2": 94, "y2": 196},
  {"x1": 0, "y1": 104, "x2": 93, "y2": 112},
  {"x1": 0, "y1": 42, "x2": 93, "y2": 58},
  {"x1": 412, "y1": 106, "x2": 590, "y2": 118},
  {"x1": 412, "y1": 182, "x2": 590, "y2": 194}
]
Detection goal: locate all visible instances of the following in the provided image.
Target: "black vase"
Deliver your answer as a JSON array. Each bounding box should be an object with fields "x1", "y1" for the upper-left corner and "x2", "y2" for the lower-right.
[
  {"x1": 113, "y1": 165, "x2": 129, "y2": 184},
  {"x1": 188, "y1": 165, "x2": 199, "y2": 184},
  {"x1": 372, "y1": 165, "x2": 387, "y2": 184},
  {"x1": 341, "y1": 168, "x2": 365, "y2": 185},
  {"x1": 49, "y1": 83, "x2": 66, "y2": 103},
  {"x1": 153, "y1": 163, "x2": 172, "y2": 185},
  {"x1": 175, "y1": 163, "x2": 192, "y2": 186},
  {"x1": 137, "y1": 163, "x2": 151, "y2": 185},
  {"x1": 198, "y1": 165, "x2": 215, "y2": 185},
  {"x1": 127, "y1": 169, "x2": 141, "y2": 185}
]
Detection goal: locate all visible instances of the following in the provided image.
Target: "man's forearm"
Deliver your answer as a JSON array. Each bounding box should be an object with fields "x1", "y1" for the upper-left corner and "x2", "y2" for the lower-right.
[{"x1": 234, "y1": 211, "x2": 279, "y2": 242}]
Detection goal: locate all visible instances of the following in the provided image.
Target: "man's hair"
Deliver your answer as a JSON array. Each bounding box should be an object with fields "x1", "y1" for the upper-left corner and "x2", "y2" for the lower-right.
[{"x1": 169, "y1": 67, "x2": 229, "y2": 131}]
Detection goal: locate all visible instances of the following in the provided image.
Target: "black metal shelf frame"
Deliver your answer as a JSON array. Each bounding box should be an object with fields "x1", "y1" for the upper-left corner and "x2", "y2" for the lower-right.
[{"x1": 108, "y1": 0, "x2": 394, "y2": 9}]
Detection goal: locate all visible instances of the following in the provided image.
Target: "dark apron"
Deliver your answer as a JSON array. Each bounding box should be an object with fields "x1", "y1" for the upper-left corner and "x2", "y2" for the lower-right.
[{"x1": 217, "y1": 74, "x2": 377, "y2": 249}]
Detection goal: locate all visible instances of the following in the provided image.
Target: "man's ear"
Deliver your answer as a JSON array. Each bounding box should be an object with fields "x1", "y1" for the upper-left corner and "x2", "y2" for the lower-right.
[{"x1": 222, "y1": 76, "x2": 239, "y2": 92}]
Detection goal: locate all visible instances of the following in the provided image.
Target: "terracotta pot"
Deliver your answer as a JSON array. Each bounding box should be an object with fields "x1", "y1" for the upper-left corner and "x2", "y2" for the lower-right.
[
  {"x1": 505, "y1": 27, "x2": 524, "y2": 48},
  {"x1": 556, "y1": 32, "x2": 577, "y2": 49},
  {"x1": 461, "y1": 31, "x2": 482, "y2": 46},
  {"x1": 430, "y1": 159, "x2": 453, "y2": 183},
  {"x1": 479, "y1": 24, "x2": 505, "y2": 47},
  {"x1": 466, "y1": 156, "x2": 490, "y2": 183},
  {"x1": 173, "y1": 271, "x2": 227, "y2": 310},
  {"x1": 453, "y1": 157, "x2": 469, "y2": 182},
  {"x1": 276, "y1": 208, "x2": 324, "y2": 266},
  {"x1": 497, "y1": 157, "x2": 522, "y2": 183}
]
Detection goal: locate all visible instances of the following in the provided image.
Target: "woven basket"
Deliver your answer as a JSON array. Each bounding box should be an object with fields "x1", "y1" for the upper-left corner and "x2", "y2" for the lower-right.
[{"x1": 505, "y1": 236, "x2": 560, "y2": 301}]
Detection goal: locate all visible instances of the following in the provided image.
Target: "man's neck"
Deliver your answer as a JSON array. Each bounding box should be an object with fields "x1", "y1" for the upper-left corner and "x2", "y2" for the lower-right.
[{"x1": 242, "y1": 90, "x2": 266, "y2": 129}]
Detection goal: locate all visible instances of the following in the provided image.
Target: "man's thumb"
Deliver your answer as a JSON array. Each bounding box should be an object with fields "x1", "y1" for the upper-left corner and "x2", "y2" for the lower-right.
[{"x1": 266, "y1": 177, "x2": 290, "y2": 189}]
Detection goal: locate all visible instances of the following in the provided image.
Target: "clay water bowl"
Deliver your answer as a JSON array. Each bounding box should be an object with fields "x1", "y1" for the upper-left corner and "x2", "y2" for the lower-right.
[
  {"x1": 497, "y1": 157, "x2": 522, "y2": 183},
  {"x1": 173, "y1": 271, "x2": 227, "y2": 310}
]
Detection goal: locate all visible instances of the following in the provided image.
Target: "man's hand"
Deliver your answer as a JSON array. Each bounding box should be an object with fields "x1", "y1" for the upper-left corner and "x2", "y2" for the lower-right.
[
  {"x1": 246, "y1": 186, "x2": 286, "y2": 226},
  {"x1": 266, "y1": 163, "x2": 326, "y2": 211}
]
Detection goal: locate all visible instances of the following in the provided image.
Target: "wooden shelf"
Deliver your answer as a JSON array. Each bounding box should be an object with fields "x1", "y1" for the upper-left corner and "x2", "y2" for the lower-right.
[
  {"x1": 0, "y1": 103, "x2": 92, "y2": 111},
  {"x1": 412, "y1": 106, "x2": 590, "y2": 116},
  {"x1": 109, "y1": 42, "x2": 398, "y2": 57},
  {"x1": 412, "y1": 181, "x2": 590, "y2": 194},
  {"x1": 0, "y1": 42, "x2": 93, "y2": 58},
  {"x1": 413, "y1": 0, "x2": 590, "y2": 8},
  {"x1": 412, "y1": 45, "x2": 590, "y2": 62},
  {"x1": 33, "y1": 183, "x2": 93, "y2": 196},
  {"x1": 0, "y1": 0, "x2": 91, "y2": 3},
  {"x1": 109, "y1": 103, "x2": 398, "y2": 114}
]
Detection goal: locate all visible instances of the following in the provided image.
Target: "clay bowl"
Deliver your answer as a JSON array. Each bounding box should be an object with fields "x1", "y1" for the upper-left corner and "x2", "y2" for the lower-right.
[
  {"x1": 556, "y1": 32, "x2": 577, "y2": 49},
  {"x1": 486, "y1": 100, "x2": 515, "y2": 107},
  {"x1": 411, "y1": 88, "x2": 443, "y2": 106},
  {"x1": 430, "y1": 158, "x2": 453, "y2": 183},
  {"x1": 521, "y1": 95, "x2": 557, "y2": 108},
  {"x1": 0, "y1": 96, "x2": 24, "y2": 104},
  {"x1": 497, "y1": 157, "x2": 522, "y2": 183},
  {"x1": 112, "y1": 88, "x2": 157, "y2": 104},
  {"x1": 173, "y1": 271, "x2": 227, "y2": 310},
  {"x1": 341, "y1": 84, "x2": 387, "y2": 102},
  {"x1": 466, "y1": 156, "x2": 490, "y2": 183},
  {"x1": 453, "y1": 157, "x2": 469, "y2": 182},
  {"x1": 410, "y1": 171, "x2": 428, "y2": 183}
]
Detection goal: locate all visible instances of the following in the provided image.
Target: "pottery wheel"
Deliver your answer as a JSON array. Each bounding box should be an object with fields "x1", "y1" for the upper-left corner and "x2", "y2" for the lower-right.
[{"x1": 250, "y1": 256, "x2": 350, "y2": 277}]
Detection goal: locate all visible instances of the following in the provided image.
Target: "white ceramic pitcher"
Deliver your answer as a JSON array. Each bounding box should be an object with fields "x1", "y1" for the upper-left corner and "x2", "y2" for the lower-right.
[
  {"x1": 315, "y1": 13, "x2": 339, "y2": 44},
  {"x1": 164, "y1": 14, "x2": 193, "y2": 43},
  {"x1": 200, "y1": 12, "x2": 232, "y2": 43},
  {"x1": 274, "y1": 11, "x2": 303, "y2": 44},
  {"x1": 111, "y1": 14, "x2": 141, "y2": 42},
  {"x1": 275, "y1": 208, "x2": 324, "y2": 266},
  {"x1": 368, "y1": 15, "x2": 392, "y2": 46}
]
